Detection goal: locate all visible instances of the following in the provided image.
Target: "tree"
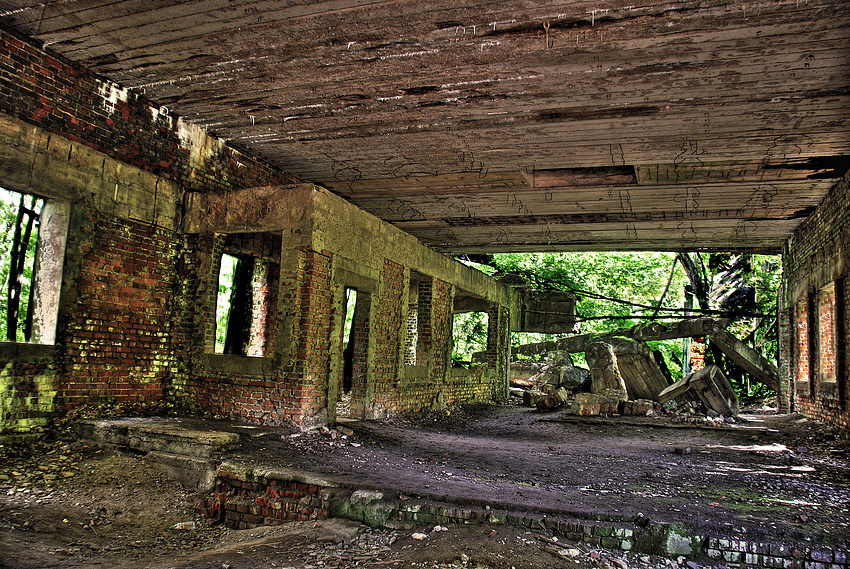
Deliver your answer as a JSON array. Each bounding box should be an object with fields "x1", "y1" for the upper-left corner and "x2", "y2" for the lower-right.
[{"x1": 458, "y1": 251, "x2": 780, "y2": 396}]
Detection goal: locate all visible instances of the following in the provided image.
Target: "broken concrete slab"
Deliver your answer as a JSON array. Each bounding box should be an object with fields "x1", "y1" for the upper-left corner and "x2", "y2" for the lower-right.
[
  {"x1": 535, "y1": 387, "x2": 570, "y2": 411},
  {"x1": 658, "y1": 366, "x2": 739, "y2": 417},
  {"x1": 605, "y1": 338, "x2": 671, "y2": 401},
  {"x1": 585, "y1": 342, "x2": 629, "y2": 402},
  {"x1": 75, "y1": 417, "x2": 241, "y2": 458},
  {"x1": 516, "y1": 317, "x2": 778, "y2": 394}
]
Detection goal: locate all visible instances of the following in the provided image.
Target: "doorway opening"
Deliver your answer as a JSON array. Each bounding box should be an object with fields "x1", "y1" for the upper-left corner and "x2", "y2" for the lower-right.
[{"x1": 337, "y1": 287, "x2": 370, "y2": 418}]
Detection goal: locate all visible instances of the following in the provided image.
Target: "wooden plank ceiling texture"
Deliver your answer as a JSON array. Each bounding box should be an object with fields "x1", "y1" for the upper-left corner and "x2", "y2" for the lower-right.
[{"x1": 2, "y1": 0, "x2": 848, "y2": 253}]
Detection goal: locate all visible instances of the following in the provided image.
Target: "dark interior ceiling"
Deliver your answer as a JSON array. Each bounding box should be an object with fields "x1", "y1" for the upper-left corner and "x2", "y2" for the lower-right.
[{"x1": 2, "y1": 0, "x2": 848, "y2": 254}]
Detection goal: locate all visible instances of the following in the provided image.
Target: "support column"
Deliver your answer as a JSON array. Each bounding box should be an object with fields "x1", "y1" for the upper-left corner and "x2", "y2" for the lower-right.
[{"x1": 487, "y1": 305, "x2": 511, "y2": 399}]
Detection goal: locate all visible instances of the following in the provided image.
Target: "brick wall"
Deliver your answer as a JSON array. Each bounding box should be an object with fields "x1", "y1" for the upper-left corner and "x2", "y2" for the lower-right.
[
  {"x1": 781, "y1": 174, "x2": 849, "y2": 429},
  {"x1": 59, "y1": 212, "x2": 178, "y2": 409},
  {"x1": 0, "y1": 27, "x2": 300, "y2": 194},
  {"x1": 0, "y1": 28, "x2": 307, "y2": 433},
  {"x1": 0, "y1": 352, "x2": 57, "y2": 437},
  {"x1": 280, "y1": 250, "x2": 334, "y2": 425},
  {"x1": 198, "y1": 463, "x2": 335, "y2": 529},
  {"x1": 817, "y1": 285, "x2": 837, "y2": 383},
  {"x1": 795, "y1": 298, "x2": 810, "y2": 383},
  {"x1": 371, "y1": 260, "x2": 405, "y2": 415}
]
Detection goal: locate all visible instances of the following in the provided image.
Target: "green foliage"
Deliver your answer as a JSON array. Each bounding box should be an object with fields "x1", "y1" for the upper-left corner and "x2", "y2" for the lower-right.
[
  {"x1": 463, "y1": 251, "x2": 781, "y2": 397},
  {"x1": 342, "y1": 288, "x2": 357, "y2": 348},
  {"x1": 452, "y1": 311, "x2": 488, "y2": 362},
  {"x1": 214, "y1": 254, "x2": 238, "y2": 353},
  {"x1": 0, "y1": 188, "x2": 42, "y2": 342}
]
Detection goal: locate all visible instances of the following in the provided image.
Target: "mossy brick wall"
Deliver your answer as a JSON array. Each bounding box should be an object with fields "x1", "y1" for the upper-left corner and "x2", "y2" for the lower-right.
[
  {"x1": 59, "y1": 212, "x2": 179, "y2": 409},
  {"x1": 0, "y1": 28, "x2": 299, "y2": 193},
  {"x1": 781, "y1": 174, "x2": 849, "y2": 429},
  {"x1": 284, "y1": 250, "x2": 334, "y2": 424},
  {"x1": 371, "y1": 260, "x2": 405, "y2": 415},
  {"x1": 0, "y1": 29, "x2": 306, "y2": 433},
  {"x1": 0, "y1": 356, "x2": 57, "y2": 436}
]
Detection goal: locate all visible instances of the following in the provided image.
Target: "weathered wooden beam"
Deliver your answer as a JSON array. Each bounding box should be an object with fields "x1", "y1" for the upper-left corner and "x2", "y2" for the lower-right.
[
  {"x1": 512, "y1": 318, "x2": 721, "y2": 356},
  {"x1": 708, "y1": 327, "x2": 780, "y2": 392}
]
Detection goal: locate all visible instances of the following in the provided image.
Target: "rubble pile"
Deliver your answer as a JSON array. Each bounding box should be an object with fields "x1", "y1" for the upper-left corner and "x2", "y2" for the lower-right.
[{"x1": 510, "y1": 336, "x2": 743, "y2": 423}]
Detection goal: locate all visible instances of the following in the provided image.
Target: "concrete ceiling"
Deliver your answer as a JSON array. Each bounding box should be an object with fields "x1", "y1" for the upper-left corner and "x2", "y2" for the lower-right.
[{"x1": 2, "y1": 0, "x2": 848, "y2": 254}]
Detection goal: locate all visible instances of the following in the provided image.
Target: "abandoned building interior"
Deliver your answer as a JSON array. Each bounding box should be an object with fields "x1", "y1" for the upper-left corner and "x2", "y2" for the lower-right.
[{"x1": 0, "y1": 0, "x2": 848, "y2": 565}]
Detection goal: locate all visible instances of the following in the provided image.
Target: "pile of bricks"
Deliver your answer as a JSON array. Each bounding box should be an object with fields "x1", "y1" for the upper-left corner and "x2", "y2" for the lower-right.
[{"x1": 198, "y1": 463, "x2": 338, "y2": 529}]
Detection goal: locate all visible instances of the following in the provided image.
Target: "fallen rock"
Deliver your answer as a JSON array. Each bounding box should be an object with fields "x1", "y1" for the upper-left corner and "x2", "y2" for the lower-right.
[
  {"x1": 523, "y1": 389, "x2": 546, "y2": 407},
  {"x1": 571, "y1": 393, "x2": 600, "y2": 416},
  {"x1": 536, "y1": 387, "x2": 570, "y2": 411}
]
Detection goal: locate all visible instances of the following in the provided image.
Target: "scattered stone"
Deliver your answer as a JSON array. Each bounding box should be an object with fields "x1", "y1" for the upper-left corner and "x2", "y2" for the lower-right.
[
  {"x1": 571, "y1": 393, "x2": 600, "y2": 416},
  {"x1": 411, "y1": 532, "x2": 428, "y2": 540},
  {"x1": 536, "y1": 387, "x2": 570, "y2": 411},
  {"x1": 673, "y1": 447, "x2": 692, "y2": 455}
]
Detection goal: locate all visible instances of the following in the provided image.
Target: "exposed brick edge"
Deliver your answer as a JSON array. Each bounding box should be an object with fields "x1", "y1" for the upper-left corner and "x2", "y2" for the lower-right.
[
  {"x1": 196, "y1": 463, "x2": 341, "y2": 529},
  {"x1": 197, "y1": 466, "x2": 849, "y2": 566}
]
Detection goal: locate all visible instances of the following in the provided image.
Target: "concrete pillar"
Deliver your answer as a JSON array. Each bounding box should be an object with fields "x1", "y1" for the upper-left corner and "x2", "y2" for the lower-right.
[
  {"x1": 487, "y1": 305, "x2": 511, "y2": 398},
  {"x1": 30, "y1": 200, "x2": 70, "y2": 345}
]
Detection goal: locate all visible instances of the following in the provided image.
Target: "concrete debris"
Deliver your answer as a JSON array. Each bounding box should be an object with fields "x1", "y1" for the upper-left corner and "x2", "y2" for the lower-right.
[
  {"x1": 658, "y1": 365, "x2": 739, "y2": 417},
  {"x1": 586, "y1": 341, "x2": 630, "y2": 401},
  {"x1": 535, "y1": 387, "x2": 570, "y2": 411},
  {"x1": 571, "y1": 393, "x2": 600, "y2": 416}
]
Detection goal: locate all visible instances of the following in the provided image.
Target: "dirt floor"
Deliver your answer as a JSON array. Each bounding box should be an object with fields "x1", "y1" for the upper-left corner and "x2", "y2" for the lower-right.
[{"x1": 1, "y1": 400, "x2": 848, "y2": 569}]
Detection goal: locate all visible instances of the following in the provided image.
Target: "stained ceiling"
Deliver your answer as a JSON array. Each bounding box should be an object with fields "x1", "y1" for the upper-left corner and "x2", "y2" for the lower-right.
[{"x1": 2, "y1": 0, "x2": 848, "y2": 253}]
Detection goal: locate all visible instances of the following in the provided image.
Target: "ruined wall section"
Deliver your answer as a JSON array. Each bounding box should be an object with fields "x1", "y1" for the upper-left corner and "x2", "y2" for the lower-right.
[
  {"x1": 781, "y1": 174, "x2": 849, "y2": 428},
  {"x1": 0, "y1": 29, "x2": 302, "y2": 436},
  {"x1": 60, "y1": 213, "x2": 179, "y2": 409},
  {"x1": 308, "y1": 187, "x2": 513, "y2": 421},
  {"x1": 371, "y1": 260, "x2": 406, "y2": 415},
  {"x1": 0, "y1": 28, "x2": 299, "y2": 194},
  {"x1": 0, "y1": 345, "x2": 56, "y2": 438}
]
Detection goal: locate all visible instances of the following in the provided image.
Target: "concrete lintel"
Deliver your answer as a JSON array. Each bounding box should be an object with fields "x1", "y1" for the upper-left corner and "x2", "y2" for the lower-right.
[
  {"x1": 183, "y1": 183, "x2": 315, "y2": 235},
  {"x1": 310, "y1": 185, "x2": 515, "y2": 310},
  {"x1": 0, "y1": 112, "x2": 181, "y2": 231}
]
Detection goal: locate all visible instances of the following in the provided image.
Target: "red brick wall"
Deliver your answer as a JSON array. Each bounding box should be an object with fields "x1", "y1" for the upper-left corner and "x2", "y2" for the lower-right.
[
  {"x1": 0, "y1": 28, "x2": 300, "y2": 193},
  {"x1": 782, "y1": 174, "x2": 848, "y2": 429},
  {"x1": 60, "y1": 212, "x2": 178, "y2": 409},
  {"x1": 199, "y1": 465, "x2": 333, "y2": 529},
  {"x1": 372, "y1": 260, "x2": 405, "y2": 414},
  {"x1": 795, "y1": 298, "x2": 810, "y2": 383},
  {"x1": 281, "y1": 250, "x2": 334, "y2": 425},
  {"x1": 818, "y1": 285, "x2": 836, "y2": 383}
]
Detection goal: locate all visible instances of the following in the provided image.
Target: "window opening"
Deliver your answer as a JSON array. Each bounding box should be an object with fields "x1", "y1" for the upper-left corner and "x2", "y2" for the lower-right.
[
  {"x1": 452, "y1": 311, "x2": 489, "y2": 366},
  {"x1": 341, "y1": 288, "x2": 357, "y2": 395},
  {"x1": 1, "y1": 188, "x2": 44, "y2": 342},
  {"x1": 795, "y1": 297, "x2": 810, "y2": 383},
  {"x1": 337, "y1": 287, "x2": 370, "y2": 419},
  {"x1": 818, "y1": 283, "x2": 836, "y2": 384},
  {"x1": 405, "y1": 272, "x2": 423, "y2": 365},
  {"x1": 215, "y1": 253, "x2": 255, "y2": 355}
]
